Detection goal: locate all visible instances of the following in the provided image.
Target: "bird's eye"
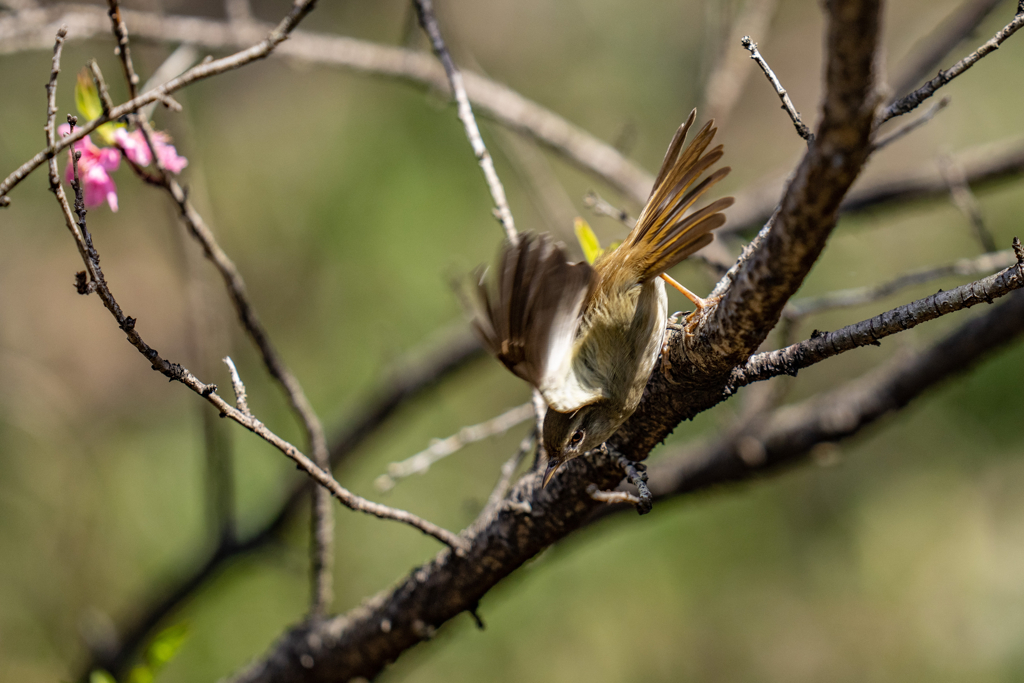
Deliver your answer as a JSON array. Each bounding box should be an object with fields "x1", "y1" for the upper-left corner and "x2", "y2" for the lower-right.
[{"x1": 570, "y1": 429, "x2": 584, "y2": 446}]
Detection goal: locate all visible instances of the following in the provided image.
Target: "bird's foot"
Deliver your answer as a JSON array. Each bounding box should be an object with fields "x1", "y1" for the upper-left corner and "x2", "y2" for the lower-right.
[{"x1": 586, "y1": 447, "x2": 653, "y2": 515}]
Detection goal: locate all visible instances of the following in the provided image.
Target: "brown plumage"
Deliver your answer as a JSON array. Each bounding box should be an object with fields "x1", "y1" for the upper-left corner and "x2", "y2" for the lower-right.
[{"x1": 470, "y1": 110, "x2": 733, "y2": 486}]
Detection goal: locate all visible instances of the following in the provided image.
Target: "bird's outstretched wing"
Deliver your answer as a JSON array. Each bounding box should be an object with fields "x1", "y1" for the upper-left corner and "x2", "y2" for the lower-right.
[{"x1": 469, "y1": 233, "x2": 598, "y2": 405}]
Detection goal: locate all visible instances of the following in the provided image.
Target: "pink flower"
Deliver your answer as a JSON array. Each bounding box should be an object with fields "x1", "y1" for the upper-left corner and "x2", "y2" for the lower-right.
[
  {"x1": 59, "y1": 123, "x2": 121, "y2": 212},
  {"x1": 114, "y1": 128, "x2": 188, "y2": 174}
]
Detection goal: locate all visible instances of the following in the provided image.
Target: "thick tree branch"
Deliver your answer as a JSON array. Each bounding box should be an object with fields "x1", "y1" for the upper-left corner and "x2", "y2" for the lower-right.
[
  {"x1": 228, "y1": 3, "x2": 888, "y2": 681},
  {"x1": 689, "y1": 0, "x2": 882, "y2": 370},
  {"x1": 648, "y1": 288, "x2": 1024, "y2": 497}
]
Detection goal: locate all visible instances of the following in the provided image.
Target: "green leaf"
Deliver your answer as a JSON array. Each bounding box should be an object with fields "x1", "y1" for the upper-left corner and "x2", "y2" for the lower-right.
[
  {"x1": 574, "y1": 217, "x2": 603, "y2": 264},
  {"x1": 89, "y1": 670, "x2": 117, "y2": 683},
  {"x1": 146, "y1": 622, "x2": 189, "y2": 670},
  {"x1": 75, "y1": 69, "x2": 103, "y2": 122}
]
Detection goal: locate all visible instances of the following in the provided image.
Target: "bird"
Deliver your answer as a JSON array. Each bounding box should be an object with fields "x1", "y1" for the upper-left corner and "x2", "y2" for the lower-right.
[{"x1": 469, "y1": 110, "x2": 732, "y2": 487}]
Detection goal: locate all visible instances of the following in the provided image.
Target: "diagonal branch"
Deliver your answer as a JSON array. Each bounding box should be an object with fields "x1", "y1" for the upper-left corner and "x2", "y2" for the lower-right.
[
  {"x1": 77, "y1": 328, "x2": 483, "y2": 682},
  {"x1": 881, "y1": 4, "x2": 1024, "y2": 122},
  {"x1": 721, "y1": 137, "x2": 1024, "y2": 237},
  {"x1": 890, "y1": 0, "x2": 1005, "y2": 98},
  {"x1": 647, "y1": 288, "x2": 1024, "y2": 498},
  {"x1": 0, "y1": 0, "x2": 320, "y2": 204},
  {"x1": 688, "y1": 0, "x2": 882, "y2": 371},
  {"x1": 784, "y1": 246, "x2": 1018, "y2": 317},
  {"x1": 0, "y1": 4, "x2": 655, "y2": 205},
  {"x1": 741, "y1": 35, "x2": 814, "y2": 142},
  {"x1": 728, "y1": 246, "x2": 1024, "y2": 391},
  {"x1": 413, "y1": 0, "x2": 517, "y2": 244},
  {"x1": 227, "y1": 2, "x2": 888, "y2": 681}
]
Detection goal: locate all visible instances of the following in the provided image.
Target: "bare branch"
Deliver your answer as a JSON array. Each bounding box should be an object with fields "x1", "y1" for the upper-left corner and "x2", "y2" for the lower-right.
[
  {"x1": 785, "y1": 247, "x2": 1018, "y2": 318},
  {"x1": 106, "y1": 0, "x2": 139, "y2": 98},
  {"x1": 0, "y1": 5, "x2": 656, "y2": 205},
  {"x1": 871, "y1": 95, "x2": 949, "y2": 150},
  {"x1": 1, "y1": 0, "x2": 320, "y2": 204},
  {"x1": 941, "y1": 154, "x2": 997, "y2": 252},
  {"x1": 482, "y1": 428, "x2": 535, "y2": 516},
  {"x1": 52, "y1": 124, "x2": 465, "y2": 555},
  {"x1": 722, "y1": 136, "x2": 1024, "y2": 236},
  {"x1": 728, "y1": 247, "x2": 1024, "y2": 390},
  {"x1": 891, "y1": 0, "x2": 1006, "y2": 99},
  {"x1": 741, "y1": 35, "x2": 814, "y2": 143},
  {"x1": 648, "y1": 288, "x2": 1024, "y2": 499},
  {"x1": 413, "y1": 0, "x2": 517, "y2": 244},
  {"x1": 376, "y1": 402, "x2": 533, "y2": 491},
  {"x1": 689, "y1": 0, "x2": 881, "y2": 372},
  {"x1": 881, "y1": 6, "x2": 1024, "y2": 122},
  {"x1": 223, "y1": 357, "x2": 250, "y2": 415},
  {"x1": 78, "y1": 327, "x2": 483, "y2": 682}
]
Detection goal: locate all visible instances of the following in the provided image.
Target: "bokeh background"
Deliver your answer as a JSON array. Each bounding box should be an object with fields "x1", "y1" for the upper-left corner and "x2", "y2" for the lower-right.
[{"x1": 2, "y1": 0, "x2": 1024, "y2": 681}]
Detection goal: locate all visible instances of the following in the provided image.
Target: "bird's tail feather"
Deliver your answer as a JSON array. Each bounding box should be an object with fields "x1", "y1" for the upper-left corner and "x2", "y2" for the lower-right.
[{"x1": 620, "y1": 110, "x2": 733, "y2": 281}]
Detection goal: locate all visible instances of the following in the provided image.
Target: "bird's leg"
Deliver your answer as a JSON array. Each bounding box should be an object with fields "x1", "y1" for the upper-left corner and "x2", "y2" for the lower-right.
[
  {"x1": 585, "y1": 445, "x2": 653, "y2": 515},
  {"x1": 661, "y1": 273, "x2": 707, "y2": 312},
  {"x1": 661, "y1": 273, "x2": 720, "y2": 336}
]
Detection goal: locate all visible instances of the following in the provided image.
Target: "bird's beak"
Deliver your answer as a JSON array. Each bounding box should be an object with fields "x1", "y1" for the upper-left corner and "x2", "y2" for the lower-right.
[{"x1": 542, "y1": 460, "x2": 560, "y2": 488}]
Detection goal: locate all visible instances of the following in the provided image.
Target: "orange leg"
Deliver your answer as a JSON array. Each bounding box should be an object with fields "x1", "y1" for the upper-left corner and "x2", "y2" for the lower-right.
[{"x1": 660, "y1": 273, "x2": 707, "y2": 312}]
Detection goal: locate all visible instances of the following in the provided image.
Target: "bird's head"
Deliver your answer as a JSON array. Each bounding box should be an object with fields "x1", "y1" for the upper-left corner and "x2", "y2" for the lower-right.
[{"x1": 541, "y1": 402, "x2": 623, "y2": 487}]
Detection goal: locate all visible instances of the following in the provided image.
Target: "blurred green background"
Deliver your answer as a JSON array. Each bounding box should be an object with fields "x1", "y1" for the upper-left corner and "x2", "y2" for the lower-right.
[{"x1": 1, "y1": 0, "x2": 1024, "y2": 681}]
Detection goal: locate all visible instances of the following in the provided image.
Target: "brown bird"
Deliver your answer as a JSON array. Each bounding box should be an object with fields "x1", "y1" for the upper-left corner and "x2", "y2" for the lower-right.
[{"x1": 470, "y1": 110, "x2": 732, "y2": 487}]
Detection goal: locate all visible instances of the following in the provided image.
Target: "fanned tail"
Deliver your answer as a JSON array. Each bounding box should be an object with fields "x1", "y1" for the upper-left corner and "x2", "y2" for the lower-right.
[{"x1": 620, "y1": 109, "x2": 733, "y2": 281}]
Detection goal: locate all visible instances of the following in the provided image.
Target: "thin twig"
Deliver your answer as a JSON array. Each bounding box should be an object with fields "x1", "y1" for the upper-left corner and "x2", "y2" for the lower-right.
[
  {"x1": 729, "y1": 243, "x2": 1024, "y2": 391},
  {"x1": 881, "y1": 6, "x2": 1024, "y2": 122},
  {"x1": 48, "y1": 119, "x2": 465, "y2": 554},
  {"x1": 376, "y1": 402, "x2": 534, "y2": 491},
  {"x1": 872, "y1": 95, "x2": 949, "y2": 150},
  {"x1": 583, "y1": 190, "x2": 633, "y2": 226},
  {"x1": 721, "y1": 136, "x2": 1024, "y2": 236},
  {"x1": 0, "y1": 6, "x2": 655, "y2": 203},
  {"x1": 586, "y1": 485, "x2": 642, "y2": 507},
  {"x1": 106, "y1": 0, "x2": 139, "y2": 97},
  {"x1": 412, "y1": 0, "x2": 517, "y2": 244},
  {"x1": 483, "y1": 428, "x2": 535, "y2": 516},
  {"x1": 223, "y1": 357, "x2": 250, "y2": 415},
  {"x1": 105, "y1": 0, "x2": 337, "y2": 615},
  {"x1": 43, "y1": 26, "x2": 66, "y2": 190},
  {"x1": 785, "y1": 247, "x2": 1017, "y2": 318},
  {"x1": 0, "y1": 0, "x2": 320, "y2": 204},
  {"x1": 77, "y1": 326, "x2": 484, "y2": 682},
  {"x1": 941, "y1": 154, "x2": 998, "y2": 252},
  {"x1": 890, "y1": 0, "x2": 1005, "y2": 98},
  {"x1": 139, "y1": 44, "x2": 196, "y2": 119},
  {"x1": 741, "y1": 35, "x2": 814, "y2": 143}
]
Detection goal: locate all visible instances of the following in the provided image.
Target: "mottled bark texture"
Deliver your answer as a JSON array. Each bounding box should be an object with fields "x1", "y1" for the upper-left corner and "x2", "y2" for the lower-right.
[{"x1": 231, "y1": 1, "x2": 887, "y2": 681}]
